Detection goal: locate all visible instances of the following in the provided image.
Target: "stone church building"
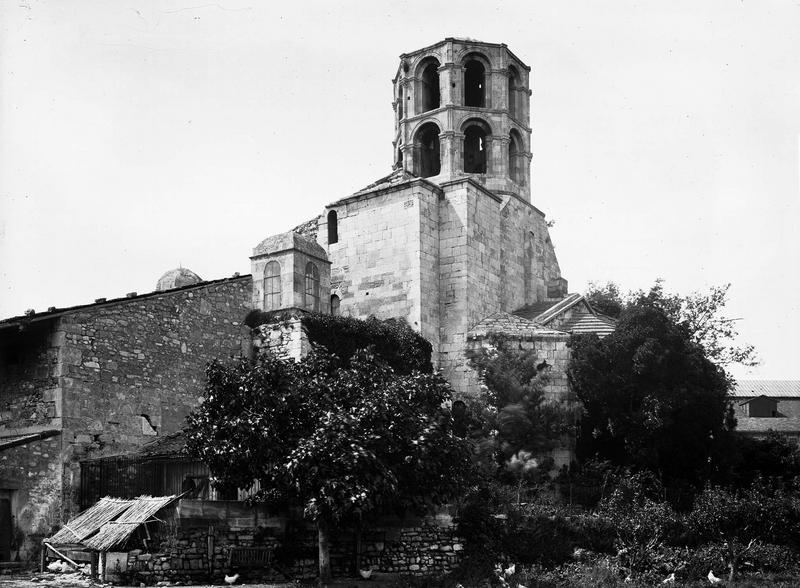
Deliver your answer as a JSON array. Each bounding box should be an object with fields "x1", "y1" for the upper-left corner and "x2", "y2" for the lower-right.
[{"x1": 0, "y1": 38, "x2": 613, "y2": 559}]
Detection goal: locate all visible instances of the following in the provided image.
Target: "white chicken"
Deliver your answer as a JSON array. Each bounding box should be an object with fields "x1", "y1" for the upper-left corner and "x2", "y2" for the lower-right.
[
  {"x1": 707, "y1": 569, "x2": 722, "y2": 584},
  {"x1": 224, "y1": 572, "x2": 240, "y2": 585}
]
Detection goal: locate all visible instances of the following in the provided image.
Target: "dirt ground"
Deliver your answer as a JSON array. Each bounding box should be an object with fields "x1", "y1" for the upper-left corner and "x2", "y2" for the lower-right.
[{"x1": 0, "y1": 571, "x2": 393, "y2": 588}]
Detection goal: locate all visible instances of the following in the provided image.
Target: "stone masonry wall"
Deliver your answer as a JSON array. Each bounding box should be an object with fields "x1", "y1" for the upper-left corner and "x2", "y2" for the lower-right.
[
  {"x1": 124, "y1": 511, "x2": 462, "y2": 585},
  {"x1": 324, "y1": 183, "x2": 440, "y2": 336},
  {"x1": 0, "y1": 320, "x2": 64, "y2": 558},
  {"x1": 57, "y1": 276, "x2": 252, "y2": 518}
]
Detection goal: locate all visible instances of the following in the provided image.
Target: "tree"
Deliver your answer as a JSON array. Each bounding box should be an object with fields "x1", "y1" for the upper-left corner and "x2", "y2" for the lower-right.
[
  {"x1": 586, "y1": 280, "x2": 757, "y2": 367},
  {"x1": 568, "y1": 293, "x2": 734, "y2": 487},
  {"x1": 469, "y1": 335, "x2": 579, "y2": 485},
  {"x1": 689, "y1": 483, "x2": 798, "y2": 581},
  {"x1": 585, "y1": 281, "x2": 624, "y2": 319},
  {"x1": 185, "y1": 346, "x2": 472, "y2": 584}
]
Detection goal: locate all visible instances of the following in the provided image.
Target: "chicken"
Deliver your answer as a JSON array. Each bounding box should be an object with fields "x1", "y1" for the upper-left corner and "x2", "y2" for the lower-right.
[
  {"x1": 224, "y1": 572, "x2": 240, "y2": 585},
  {"x1": 707, "y1": 570, "x2": 722, "y2": 584},
  {"x1": 662, "y1": 573, "x2": 675, "y2": 584},
  {"x1": 504, "y1": 563, "x2": 515, "y2": 577}
]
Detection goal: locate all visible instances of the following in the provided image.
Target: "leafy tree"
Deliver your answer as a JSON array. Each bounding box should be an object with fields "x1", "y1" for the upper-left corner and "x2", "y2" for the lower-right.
[
  {"x1": 585, "y1": 281, "x2": 624, "y2": 318},
  {"x1": 568, "y1": 293, "x2": 734, "y2": 487},
  {"x1": 185, "y1": 346, "x2": 472, "y2": 583},
  {"x1": 469, "y1": 335, "x2": 579, "y2": 484},
  {"x1": 689, "y1": 483, "x2": 799, "y2": 581}
]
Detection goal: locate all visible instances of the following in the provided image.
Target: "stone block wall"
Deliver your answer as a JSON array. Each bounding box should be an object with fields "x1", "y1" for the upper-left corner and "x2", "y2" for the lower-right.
[
  {"x1": 324, "y1": 182, "x2": 441, "y2": 334},
  {"x1": 124, "y1": 510, "x2": 463, "y2": 585},
  {"x1": 58, "y1": 277, "x2": 252, "y2": 516}
]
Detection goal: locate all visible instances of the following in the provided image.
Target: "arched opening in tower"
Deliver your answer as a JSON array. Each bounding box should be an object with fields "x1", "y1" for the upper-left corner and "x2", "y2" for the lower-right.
[
  {"x1": 397, "y1": 85, "x2": 404, "y2": 119},
  {"x1": 508, "y1": 65, "x2": 520, "y2": 119},
  {"x1": 420, "y1": 61, "x2": 440, "y2": 112},
  {"x1": 414, "y1": 122, "x2": 441, "y2": 178},
  {"x1": 509, "y1": 129, "x2": 523, "y2": 184},
  {"x1": 464, "y1": 60, "x2": 485, "y2": 107},
  {"x1": 464, "y1": 125, "x2": 488, "y2": 174},
  {"x1": 327, "y1": 210, "x2": 338, "y2": 244}
]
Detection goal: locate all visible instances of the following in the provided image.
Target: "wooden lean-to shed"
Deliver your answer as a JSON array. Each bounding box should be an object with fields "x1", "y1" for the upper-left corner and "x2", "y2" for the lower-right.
[{"x1": 44, "y1": 495, "x2": 177, "y2": 581}]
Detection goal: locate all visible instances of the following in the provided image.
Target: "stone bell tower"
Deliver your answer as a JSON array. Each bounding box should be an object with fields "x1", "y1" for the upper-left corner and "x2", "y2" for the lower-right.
[{"x1": 392, "y1": 38, "x2": 533, "y2": 201}]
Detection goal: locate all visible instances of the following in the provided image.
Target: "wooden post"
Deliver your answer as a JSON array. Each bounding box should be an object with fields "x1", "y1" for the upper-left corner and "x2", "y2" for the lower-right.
[
  {"x1": 207, "y1": 526, "x2": 215, "y2": 576},
  {"x1": 90, "y1": 552, "x2": 98, "y2": 580},
  {"x1": 39, "y1": 541, "x2": 46, "y2": 572},
  {"x1": 99, "y1": 551, "x2": 106, "y2": 583}
]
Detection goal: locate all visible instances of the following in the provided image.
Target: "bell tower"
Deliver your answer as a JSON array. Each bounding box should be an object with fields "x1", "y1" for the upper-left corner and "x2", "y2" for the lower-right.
[{"x1": 392, "y1": 38, "x2": 533, "y2": 201}]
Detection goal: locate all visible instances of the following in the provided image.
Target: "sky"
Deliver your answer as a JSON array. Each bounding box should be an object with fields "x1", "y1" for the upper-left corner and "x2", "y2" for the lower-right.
[{"x1": 1, "y1": 0, "x2": 798, "y2": 380}]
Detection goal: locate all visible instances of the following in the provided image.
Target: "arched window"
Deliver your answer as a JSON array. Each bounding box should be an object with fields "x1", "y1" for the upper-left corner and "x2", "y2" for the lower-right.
[
  {"x1": 508, "y1": 65, "x2": 520, "y2": 119},
  {"x1": 304, "y1": 262, "x2": 320, "y2": 312},
  {"x1": 413, "y1": 122, "x2": 440, "y2": 178},
  {"x1": 464, "y1": 59, "x2": 485, "y2": 107},
  {"x1": 263, "y1": 261, "x2": 281, "y2": 311},
  {"x1": 330, "y1": 294, "x2": 340, "y2": 316},
  {"x1": 327, "y1": 210, "x2": 338, "y2": 244},
  {"x1": 419, "y1": 60, "x2": 440, "y2": 112},
  {"x1": 397, "y1": 86, "x2": 404, "y2": 119},
  {"x1": 509, "y1": 129, "x2": 523, "y2": 184},
  {"x1": 463, "y1": 122, "x2": 489, "y2": 174}
]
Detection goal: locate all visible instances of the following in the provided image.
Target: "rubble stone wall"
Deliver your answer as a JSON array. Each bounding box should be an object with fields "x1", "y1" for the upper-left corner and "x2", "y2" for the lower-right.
[{"x1": 125, "y1": 513, "x2": 462, "y2": 584}]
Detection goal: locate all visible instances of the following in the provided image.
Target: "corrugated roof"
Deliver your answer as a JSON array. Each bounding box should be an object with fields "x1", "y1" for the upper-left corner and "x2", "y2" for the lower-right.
[
  {"x1": 731, "y1": 380, "x2": 800, "y2": 398},
  {"x1": 84, "y1": 495, "x2": 177, "y2": 551},
  {"x1": 735, "y1": 417, "x2": 800, "y2": 434},
  {"x1": 48, "y1": 497, "x2": 134, "y2": 545}
]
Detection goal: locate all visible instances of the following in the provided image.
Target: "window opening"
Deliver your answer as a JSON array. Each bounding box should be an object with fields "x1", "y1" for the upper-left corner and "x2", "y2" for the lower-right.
[
  {"x1": 464, "y1": 60, "x2": 485, "y2": 107},
  {"x1": 464, "y1": 125, "x2": 487, "y2": 173},
  {"x1": 508, "y1": 66, "x2": 519, "y2": 119},
  {"x1": 420, "y1": 61, "x2": 440, "y2": 112},
  {"x1": 327, "y1": 210, "x2": 338, "y2": 244},
  {"x1": 330, "y1": 294, "x2": 340, "y2": 316},
  {"x1": 414, "y1": 122, "x2": 440, "y2": 178},
  {"x1": 305, "y1": 262, "x2": 320, "y2": 312},
  {"x1": 263, "y1": 261, "x2": 281, "y2": 311}
]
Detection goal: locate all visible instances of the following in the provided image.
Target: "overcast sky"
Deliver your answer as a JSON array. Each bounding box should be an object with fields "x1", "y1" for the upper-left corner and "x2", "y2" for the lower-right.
[{"x1": 1, "y1": 0, "x2": 798, "y2": 380}]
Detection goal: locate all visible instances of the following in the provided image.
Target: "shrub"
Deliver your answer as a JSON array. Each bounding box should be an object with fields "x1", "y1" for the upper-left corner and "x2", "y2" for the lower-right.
[{"x1": 302, "y1": 313, "x2": 433, "y2": 374}]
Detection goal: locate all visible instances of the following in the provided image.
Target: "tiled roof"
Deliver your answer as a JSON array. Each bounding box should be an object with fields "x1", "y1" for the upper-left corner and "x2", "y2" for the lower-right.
[
  {"x1": 735, "y1": 417, "x2": 800, "y2": 434},
  {"x1": 135, "y1": 431, "x2": 188, "y2": 458},
  {"x1": 352, "y1": 168, "x2": 419, "y2": 196},
  {"x1": 559, "y1": 313, "x2": 617, "y2": 336},
  {"x1": 512, "y1": 301, "x2": 561, "y2": 321},
  {"x1": 0, "y1": 274, "x2": 251, "y2": 331},
  {"x1": 292, "y1": 216, "x2": 321, "y2": 241},
  {"x1": 468, "y1": 311, "x2": 566, "y2": 339},
  {"x1": 731, "y1": 380, "x2": 800, "y2": 398}
]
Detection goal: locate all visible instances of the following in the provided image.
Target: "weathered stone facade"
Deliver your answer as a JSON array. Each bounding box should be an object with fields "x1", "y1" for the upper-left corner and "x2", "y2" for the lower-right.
[{"x1": 0, "y1": 276, "x2": 251, "y2": 557}]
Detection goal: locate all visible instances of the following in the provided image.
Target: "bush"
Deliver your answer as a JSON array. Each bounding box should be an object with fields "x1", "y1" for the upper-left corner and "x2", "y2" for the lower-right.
[{"x1": 302, "y1": 313, "x2": 433, "y2": 374}]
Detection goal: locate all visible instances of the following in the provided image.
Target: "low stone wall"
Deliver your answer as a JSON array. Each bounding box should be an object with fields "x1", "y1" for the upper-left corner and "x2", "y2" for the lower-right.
[{"x1": 123, "y1": 511, "x2": 463, "y2": 584}]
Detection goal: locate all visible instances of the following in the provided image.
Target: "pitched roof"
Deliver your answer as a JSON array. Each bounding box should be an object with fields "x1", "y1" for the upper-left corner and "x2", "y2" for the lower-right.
[
  {"x1": 512, "y1": 300, "x2": 562, "y2": 321},
  {"x1": 468, "y1": 311, "x2": 566, "y2": 339},
  {"x1": 83, "y1": 495, "x2": 178, "y2": 551},
  {"x1": 559, "y1": 312, "x2": 617, "y2": 337},
  {"x1": 0, "y1": 274, "x2": 251, "y2": 331},
  {"x1": 352, "y1": 168, "x2": 418, "y2": 196},
  {"x1": 732, "y1": 380, "x2": 800, "y2": 398},
  {"x1": 135, "y1": 431, "x2": 187, "y2": 458},
  {"x1": 735, "y1": 417, "x2": 800, "y2": 435},
  {"x1": 48, "y1": 497, "x2": 134, "y2": 545}
]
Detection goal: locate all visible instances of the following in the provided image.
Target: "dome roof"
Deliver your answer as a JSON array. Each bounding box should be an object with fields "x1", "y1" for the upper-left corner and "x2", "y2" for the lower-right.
[{"x1": 156, "y1": 267, "x2": 203, "y2": 292}]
